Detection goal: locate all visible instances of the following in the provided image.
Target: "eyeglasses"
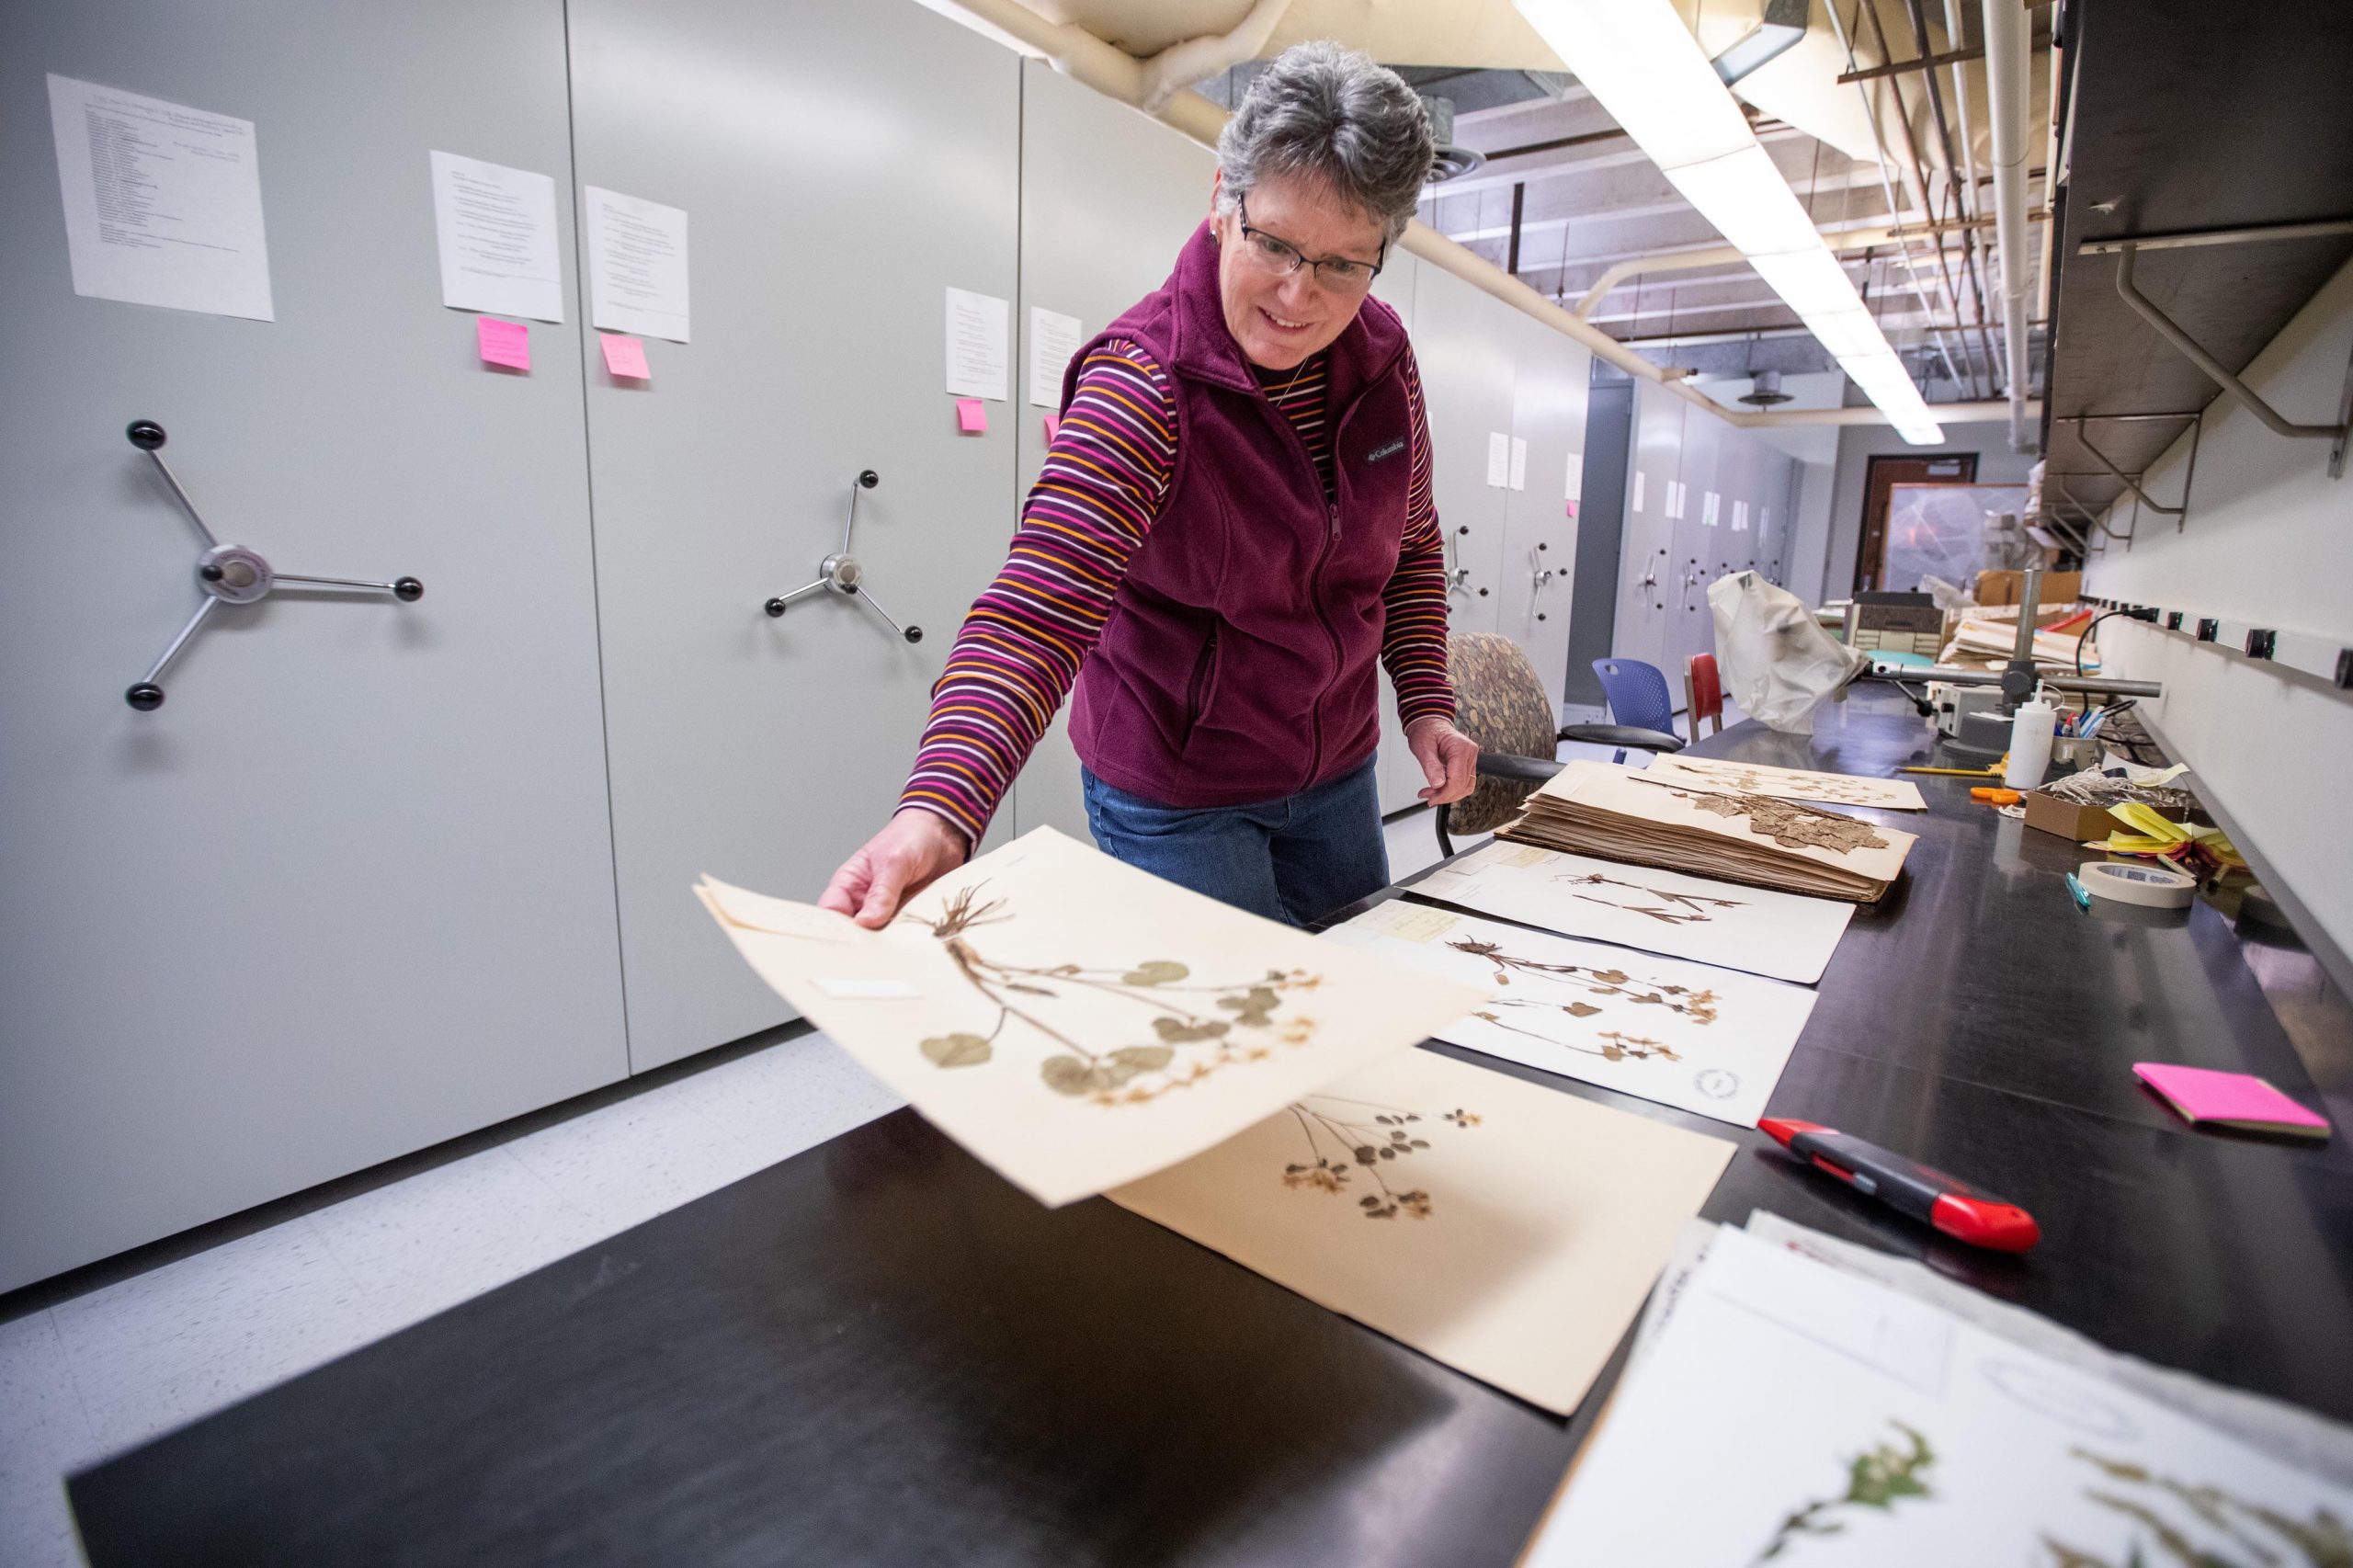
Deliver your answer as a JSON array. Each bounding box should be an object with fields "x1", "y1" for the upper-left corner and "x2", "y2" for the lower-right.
[{"x1": 1233, "y1": 195, "x2": 1385, "y2": 294}]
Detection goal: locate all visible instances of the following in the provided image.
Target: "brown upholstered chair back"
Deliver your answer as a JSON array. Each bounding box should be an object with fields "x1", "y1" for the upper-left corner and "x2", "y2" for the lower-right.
[{"x1": 1442, "y1": 631, "x2": 1560, "y2": 834}]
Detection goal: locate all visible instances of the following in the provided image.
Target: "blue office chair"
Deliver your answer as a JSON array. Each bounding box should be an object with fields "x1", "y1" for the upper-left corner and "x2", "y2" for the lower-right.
[{"x1": 1584, "y1": 658, "x2": 1689, "y2": 764}]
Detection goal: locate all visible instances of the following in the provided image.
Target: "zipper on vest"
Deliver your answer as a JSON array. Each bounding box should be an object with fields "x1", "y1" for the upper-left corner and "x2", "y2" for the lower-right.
[{"x1": 1188, "y1": 626, "x2": 1217, "y2": 722}]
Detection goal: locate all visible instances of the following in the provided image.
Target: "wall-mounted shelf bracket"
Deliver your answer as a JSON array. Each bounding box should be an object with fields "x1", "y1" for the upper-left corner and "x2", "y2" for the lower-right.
[
  {"x1": 2049, "y1": 479, "x2": 2135, "y2": 551},
  {"x1": 2052, "y1": 411, "x2": 2200, "y2": 531},
  {"x1": 2112, "y1": 243, "x2": 2351, "y2": 479}
]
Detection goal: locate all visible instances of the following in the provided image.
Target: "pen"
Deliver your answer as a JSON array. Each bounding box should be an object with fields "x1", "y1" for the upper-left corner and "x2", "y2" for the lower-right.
[
  {"x1": 2065, "y1": 871, "x2": 2091, "y2": 910},
  {"x1": 1758, "y1": 1119, "x2": 2040, "y2": 1252}
]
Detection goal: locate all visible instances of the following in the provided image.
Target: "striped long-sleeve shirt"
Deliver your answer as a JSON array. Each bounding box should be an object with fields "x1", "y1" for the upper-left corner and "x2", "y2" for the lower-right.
[{"x1": 899, "y1": 337, "x2": 1452, "y2": 844}]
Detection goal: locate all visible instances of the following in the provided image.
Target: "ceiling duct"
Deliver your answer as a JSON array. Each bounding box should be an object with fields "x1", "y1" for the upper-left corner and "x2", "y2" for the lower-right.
[
  {"x1": 1419, "y1": 95, "x2": 1488, "y2": 182},
  {"x1": 1709, "y1": 0, "x2": 1809, "y2": 85}
]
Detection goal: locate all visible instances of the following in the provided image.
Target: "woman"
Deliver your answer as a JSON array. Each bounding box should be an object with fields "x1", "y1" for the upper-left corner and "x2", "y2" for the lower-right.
[{"x1": 822, "y1": 41, "x2": 1476, "y2": 928}]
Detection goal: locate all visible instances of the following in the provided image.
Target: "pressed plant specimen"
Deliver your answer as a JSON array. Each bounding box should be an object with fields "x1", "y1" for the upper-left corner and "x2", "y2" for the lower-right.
[
  {"x1": 1280, "y1": 1095, "x2": 1479, "y2": 1220},
  {"x1": 1667, "y1": 760, "x2": 1896, "y2": 806},
  {"x1": 1753, "y1": 1420, "x2": 1937, "y2": 1562},
  {"x1": 1668, "y1": 790, "x2": 1892, "y2": 856},
  {"x1": 1448, "y1": 937, "x2": 1721, "y2": 1024},
  {"x1": 903, "y1": 882, "x2": 1323, "y2": 1102},
  {"x1": 1550, "y1": 869, "x2": 1748, "y2": 926},
  {"x1": 1471, "y1": 1008, "x2": 1683, "y2": 1062},
  {"x1": 2040, "y1": 1447, "x2": 2353, "y2": 1568}
]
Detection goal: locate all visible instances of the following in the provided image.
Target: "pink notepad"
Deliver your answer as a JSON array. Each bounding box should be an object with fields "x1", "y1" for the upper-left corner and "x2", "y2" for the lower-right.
[{"x1": 2134, "y1": 1062, "x2": 2330, "y2": 1142}]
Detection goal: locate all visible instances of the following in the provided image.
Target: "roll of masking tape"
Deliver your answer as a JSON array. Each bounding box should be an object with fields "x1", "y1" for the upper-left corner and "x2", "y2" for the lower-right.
[{"x1": 2077, "y1": 859, "x2": 2197, "y2": 909}]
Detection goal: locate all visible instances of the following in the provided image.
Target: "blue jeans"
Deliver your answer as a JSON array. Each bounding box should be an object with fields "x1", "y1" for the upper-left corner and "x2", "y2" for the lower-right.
[{"x1": 1080, "y1": 759, "x2": 1390, "y2": 927}]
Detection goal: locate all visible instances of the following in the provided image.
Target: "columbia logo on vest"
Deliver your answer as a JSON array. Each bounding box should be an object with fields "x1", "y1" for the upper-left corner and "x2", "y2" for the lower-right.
[{"x1": 1364, "y1": 438, "x2": 1405, "y2": 464}]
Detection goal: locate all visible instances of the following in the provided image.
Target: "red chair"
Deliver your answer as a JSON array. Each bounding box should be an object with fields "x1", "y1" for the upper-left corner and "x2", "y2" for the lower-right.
[{"x1": 1686, "y1": 653, "x2": 1724, "y2": 743}]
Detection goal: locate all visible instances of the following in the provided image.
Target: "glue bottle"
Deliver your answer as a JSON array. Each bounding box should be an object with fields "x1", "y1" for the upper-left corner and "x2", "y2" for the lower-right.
[{"x1": 2004, "y1": 685, "x2": 2057, "y2": 790}]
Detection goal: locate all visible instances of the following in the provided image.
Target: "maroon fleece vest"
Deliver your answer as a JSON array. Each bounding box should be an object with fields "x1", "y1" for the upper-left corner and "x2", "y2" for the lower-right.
[{"x1": 1063, "y1": 220, "x2": 1416, "y2": 808}]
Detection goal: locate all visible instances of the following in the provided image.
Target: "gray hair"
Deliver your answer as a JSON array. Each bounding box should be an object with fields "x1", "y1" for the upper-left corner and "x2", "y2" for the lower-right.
[{"x1": 1216, "y1": 42, "x2": 1434, "y2": 244}]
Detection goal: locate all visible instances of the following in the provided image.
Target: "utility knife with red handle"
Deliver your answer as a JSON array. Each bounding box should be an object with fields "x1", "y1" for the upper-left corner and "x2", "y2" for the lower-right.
[{"x1": 1759, "y1": 1118, "x2": 2041, "y2": 1253}]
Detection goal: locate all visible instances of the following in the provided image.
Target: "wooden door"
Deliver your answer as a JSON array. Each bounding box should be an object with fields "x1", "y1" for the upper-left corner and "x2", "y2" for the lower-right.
[{"x1": 1856, "y1": 452, "x2": 1976, "y2": 592}]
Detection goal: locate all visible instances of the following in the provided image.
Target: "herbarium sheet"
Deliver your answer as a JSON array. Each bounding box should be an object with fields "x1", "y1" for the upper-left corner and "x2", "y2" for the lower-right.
[
  {"x1": 1409, "y1": 837, "x2": 1856, "y2": 984},
  {"x1": 1641, "y1": 754, "x2": 1927, "y2": 812},
  {"x1": 1523, "y1": 1227, "x2": 2353, "y2": 1566},
  {"x1": 697, "y1": 827, "x2": 1485, "y2": 1207},
  {"x1": 1324, "y1": 900, "x2": 1815, "y2": 1127},
  {"x1": 1108, "y1": 1046, "x2": 1735, "y2": 1415}
]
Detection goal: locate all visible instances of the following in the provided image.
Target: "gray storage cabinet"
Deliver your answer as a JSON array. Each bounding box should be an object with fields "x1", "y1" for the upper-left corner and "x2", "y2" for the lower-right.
[
  {"x1": 1615, "y1": 379, "x2": 1686, "y2": 676},
  {"x1": 1499, "y1": 324, "x2": 1590, "y2": 717},
  {"x1": 568, "y1": 0, "x2": 1024, "y2": 1071},
  {"x1": 0, "y1": 0, "x2": 628, "y2": 1291}
]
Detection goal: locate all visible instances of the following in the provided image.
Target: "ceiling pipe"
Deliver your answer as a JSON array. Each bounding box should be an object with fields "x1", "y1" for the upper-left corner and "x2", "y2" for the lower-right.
[
  {"x1": 1136, "y1": 0, "x2": 1293, "y2": 113},
  {"x1": 1733, "y1": 398, "x2": 2034, "y2": 426},
  {"x1": 1982, "y1": 0, "x2": 2034, "y2": 449},
  {"x1": 1573, "y1": 219, "x2": 1997, "y2": 320},
  {"x1": 933, "y1": 0, "x2": 1990, "y2": 434},
  {"x1": 1822, "y1": 0, "x2": 1970, "y2": 395}
]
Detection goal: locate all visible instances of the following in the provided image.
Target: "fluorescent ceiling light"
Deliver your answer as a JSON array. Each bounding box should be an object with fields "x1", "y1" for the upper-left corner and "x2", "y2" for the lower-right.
[
  {"x1": 1747, "y1": 249, "x2": 1864, "y2": 315},
  {"x1": 1805, "y1": 308, "x2": 1891, "y2": 359},
  {"x1": 1525, "y1": 0, "x2": 1752, "y2": 169},
  {"x1": 1661, "y1": 148, "x2": 1822, "y2": 257},
  {"x1": 1517, "y1": 0, "x2": 1943, "y2": 445}
]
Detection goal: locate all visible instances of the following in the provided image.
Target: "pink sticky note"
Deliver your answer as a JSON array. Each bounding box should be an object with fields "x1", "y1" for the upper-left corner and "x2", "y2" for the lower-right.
[
  {"x1": 599, "y1": 334, "x2": 651, "y2": 380},
  {"x1": 476, "y1": 317, "x2": 530, "y2": 371},
  {"x1": 2133, "y1": 1062, "x2": 2330, "y2": 1138},
  {"x1": 956, "y1": 397, "x2": 988, "y2": 434},
  {"x1": 1042, "y1": 413, "x2": 1061, "y2": 444}
]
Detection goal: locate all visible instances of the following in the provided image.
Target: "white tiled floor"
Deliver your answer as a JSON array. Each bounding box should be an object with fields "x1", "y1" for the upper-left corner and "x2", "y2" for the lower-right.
[{"x1": 0, "y1": 1031, "x2": 904, "y2": 1568}]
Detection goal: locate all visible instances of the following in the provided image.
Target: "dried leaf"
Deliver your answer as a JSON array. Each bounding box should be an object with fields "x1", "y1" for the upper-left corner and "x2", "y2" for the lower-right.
[
  {"x1": 1355, "y1": 1145, "x2": 1378, "y2": 1165},
  {"x1": 1564, "y1": 1002, "x2": 1603, "y2": 1018},
  {"x1": 1152, "y1": 1017, "x2": 1229, "y2": 1043},
  {"x1": 1594, "y1": 969, "x2": 1630, "y2": 984},
  {"x1": 1121, "y1": 960, "x2": 1188, "y2": 986},
  {"x1": 1108, "y1": 1044, "x2": 1174, "y2": 1073},
  {"x1": 920, "y1": 1033, "x2": 992, "y2": 1068},
  {"x1": 1040, "y1": 1055, "x2": 1109, "y2": 1096}
]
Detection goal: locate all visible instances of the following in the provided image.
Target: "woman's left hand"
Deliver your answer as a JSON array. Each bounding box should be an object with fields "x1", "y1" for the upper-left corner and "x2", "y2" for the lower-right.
[{"x1": 1404, "y1": 716, "x2": 1480, "y2": 805}]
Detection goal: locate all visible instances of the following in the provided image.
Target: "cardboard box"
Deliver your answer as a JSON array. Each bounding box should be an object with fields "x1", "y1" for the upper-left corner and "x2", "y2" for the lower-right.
[
  {"x1": 1976, "y1": 569, "x2": 2082, "y2": 608},
  {"x1": 2021, "y1": 789, "x2": 2194, "y2": 844}
]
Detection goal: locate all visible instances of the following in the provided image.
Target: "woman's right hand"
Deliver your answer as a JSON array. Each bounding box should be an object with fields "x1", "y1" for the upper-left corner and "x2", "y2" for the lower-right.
[{"x1": 818, "y1": 808, "x2": 971, "y2": 929}]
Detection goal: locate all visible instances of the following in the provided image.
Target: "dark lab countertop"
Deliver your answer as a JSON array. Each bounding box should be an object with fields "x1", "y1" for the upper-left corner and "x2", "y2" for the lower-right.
[{"x1": 70, "y1": 693, "x2": 2353, "y2": 1567}]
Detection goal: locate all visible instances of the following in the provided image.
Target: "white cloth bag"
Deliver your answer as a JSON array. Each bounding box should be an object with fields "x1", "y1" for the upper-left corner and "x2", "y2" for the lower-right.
[{"x1": 1706, "y1": 571, "x2": 1867, "y2": 734}]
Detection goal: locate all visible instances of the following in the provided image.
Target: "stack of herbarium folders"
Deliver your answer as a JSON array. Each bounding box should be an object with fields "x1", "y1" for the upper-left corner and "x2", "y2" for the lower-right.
[
  {"x1": 1521, "y1": 1212, "x2": 2353, "y2": 1567},
  {"x1": 1498, "y1": 759, "x2": 1917, "y2": 903}
]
